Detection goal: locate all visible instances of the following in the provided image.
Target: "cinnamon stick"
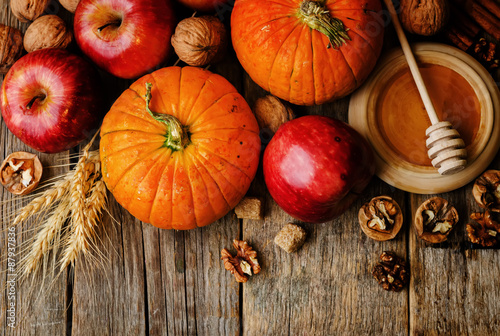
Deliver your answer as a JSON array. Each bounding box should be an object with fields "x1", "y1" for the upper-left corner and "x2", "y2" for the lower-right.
[
  {"x1": 450, "y1": 3, "x2": 481, "y2": 38},
  {"x1": 451, "y1": 27, "x2": 474, "y2": 48},
  {"x1": 462, "y1": 0, "x2": 500, "y2": 40},
  {"x1": 477, "y1": 0, "x2": 500, "y2": 21},
  {"x1": 445, "y1": 30, "x2": 469, "y2": 51}
]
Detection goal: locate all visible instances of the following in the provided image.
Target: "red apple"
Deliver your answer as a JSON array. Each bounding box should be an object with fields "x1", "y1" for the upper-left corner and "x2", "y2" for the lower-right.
[
  {"x1": 263, "y1": 115, "x2": 375, "y2": 223},
  {"x1": 1, "y1": 48, "x2": 104, "y2": 153},
  {"x1": 176, "y1": 0, "x2": 229, "y2": 12},
  {"x1": 74, "y1": 0, "x2": 175, "y2": 79}
]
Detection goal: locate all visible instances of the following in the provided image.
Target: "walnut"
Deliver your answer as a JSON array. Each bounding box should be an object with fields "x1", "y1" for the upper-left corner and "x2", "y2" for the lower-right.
[
  {"x1": 171, "y1": 16, "x2": 227, "y2": 67},
  {"x1": 274, "y1": 223, "x2": 307, "y2": 253},
  {"x1": 473, "y1": 170, "x2": 500, "y2": 213},
  {"x1": 466, "y1": 211, "x2": 500, "y2": 247},
  {"x1": 414, "y1": 197, "x2": 458, "y2": 243},
  {"x1": 372, "y1": 251, "x2": 409, "y2": 292},
  {"x1": 0, "y1": 24, "x2": 24, "y2": 74},
  {"x1": 358, "y1": 196, "x2": 403, "y2": 241},
  {"x1": 221, "y1": 240, "x2": 261, "y2": 283},
  {"x1": 23, "y1": 15, "x2": 72, "y2": 53},
  {"x1": 234, "y1": 197, "x2": 264, "y2": 220},
  {"x1": 0, "y1": 152, "x2": 43, "y2": 195},
  {"x1": 399, "y1": 0, "x2": 449, "y2": 36},
  {"x1": 10, "y1": 0, "x2": 50, "y2": 22},
  {"x1": 59, "y1": 0, "x2": 80, "y2": 13},
  {"x1": 253, "y1": 95, "x2": 295, "y2": 134}
]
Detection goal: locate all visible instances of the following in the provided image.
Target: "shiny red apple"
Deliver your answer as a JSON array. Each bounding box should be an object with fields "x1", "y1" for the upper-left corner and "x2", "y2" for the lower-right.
[
  {"x1": 263, "y1": 115, "x2": 375, "y2": 223},
  {"x1": 1, "y1": 48, "x2": 104, "y2": 153},
  {"x1": 74, "y1": 0, "x2": 175, "y2": 79},
  {"x1": 176, "y1": 0, "x2": 229, "y2": 12}
]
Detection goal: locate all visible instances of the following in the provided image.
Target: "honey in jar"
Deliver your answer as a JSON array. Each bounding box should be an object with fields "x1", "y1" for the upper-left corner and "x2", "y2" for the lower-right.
[{"x1": 376, "y1": 63, "x2": 481, "y2": 166}]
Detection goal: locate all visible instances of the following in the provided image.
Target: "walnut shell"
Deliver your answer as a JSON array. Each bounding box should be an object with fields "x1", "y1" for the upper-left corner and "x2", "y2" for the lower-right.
[
  {"x1": 59, "y1": 0, "x2": 80, "y2": 13},
  {"x1": 171, "y1": 16, "x2": 227, "y2": 67},
  {"x1": 10, "y1": 0, "x2": 50, "y2": 22},
  {"x1": 0, "y1": 24, "x2": 24, "y2": 74},
  {"x1": 0, "y1": 152, "x2": 43, "y2": 195},
  {"x1": 23, "y1": 15, "x2": 72, "y2": 53},
  {"x1": 399, "y1": 0, "x2": 449, "y2": 36},
  {"x1": 414, "y1": 197, "x2": 458, "y2": 243},
  {"x1": 472, "y1": 170, "x2": 500, "y2": 212},
  {"x1": 359, "y1": 196, "x2": 403, "y2": 241},
  {"x1": 253, "y1": 95, "x2": 295, "y2": 134}
]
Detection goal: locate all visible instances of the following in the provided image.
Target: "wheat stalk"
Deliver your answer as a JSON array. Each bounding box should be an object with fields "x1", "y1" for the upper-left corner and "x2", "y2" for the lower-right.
[{"x1": 22, "y1": 199, "x2": 71, "y2": 275}]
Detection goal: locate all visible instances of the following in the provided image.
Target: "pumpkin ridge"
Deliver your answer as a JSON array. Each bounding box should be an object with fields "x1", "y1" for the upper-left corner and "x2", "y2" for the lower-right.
[
  {"x1": 181, "y1": 154, "x2": 199, "y2": 228},
  {"x1": 310, "y1": 27, "x2": 316, "y2": 104},
  {"x1": 127, "y1": 148, "x2": 172, "y2": 222},
  {"x1": 183, "y1": 77, "x2": 208, "y2": 126},
  {"x1": 336, "y1": 16, "x2": 378, "y2": 56},
  {"x1": 267, "y1": 22, "x2": 302, "y2": 99},
  {"x1": 335, "y1": 42, "x2": 358, "y2": 88},
  {"x1": 149, "y1": 72, "x2": 169, "y2": 116},
  {"x1": 105, "y1": 145, "x2": 163, "y2": 192},
  {"x1": 168, "y1": 154, "x2": 178, "y2": 229},
  {"x1": 104, "y1": 104, "x2": 168, "y2": 132},
  {"x1": 149, "y1": 154, "x2": 176, "y2": 229},
  {"x1": 197, "y1": 143, "x2": 253, "y2": 181},
  {"x1": 101, "y1": 138, "x2": 164, "y2": 161},
  {"x1": 125, "y1": 87, "x2": 174, "y2": 127},
  {"x1": 100, "y1": 128, "x2": 166, "y2": 138},
  {"x1": 189, "y1": 153, "x2": 231, "y2": 213},
  {"x1": 192, "y1": 150, "x2": 245, "y2": 208},
  {"x1": 188, "y1": 92, "x2": 238, "y2": 129},
  {"x1": 237, "y1": 16, "x2": 295, "y2": 50}
]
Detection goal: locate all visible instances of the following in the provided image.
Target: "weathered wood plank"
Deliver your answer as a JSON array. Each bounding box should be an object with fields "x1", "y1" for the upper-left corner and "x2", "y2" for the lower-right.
[
  {"x1": 241, "y1": 75, "x2": 409, "y2": 335},
  {"x1": 71, "y1": 197, "x2": 147, "y2": 336},
  {"x1": 1, "y1": 2, "x2": 69, "y2": 335}
]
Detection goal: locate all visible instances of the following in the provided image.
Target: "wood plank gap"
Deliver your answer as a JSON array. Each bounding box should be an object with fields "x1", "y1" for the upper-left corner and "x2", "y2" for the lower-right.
[
  {"x1": 141, "y1": 227, "x2": 150, "y2": 336},
  {"x1": 158, "y1": 228, "x2": 169, "y2": 336},
  {"x1": 239, "y1": 218, "x2": 243, "y2": 336},
  {"x1": 182, "y1": 230, "x2": 192, "y2": 335},
  {"x1": 65, "y1": 268, "x2": 74, "y2": 336},
  {"x1": 405, "y1": 191, "x2": 411, "y2": 336}
]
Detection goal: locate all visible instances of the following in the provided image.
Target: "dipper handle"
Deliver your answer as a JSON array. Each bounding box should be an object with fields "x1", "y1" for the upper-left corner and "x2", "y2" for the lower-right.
[{"x1": 382, "y1": 0, "x2": 467, "y2": 175}]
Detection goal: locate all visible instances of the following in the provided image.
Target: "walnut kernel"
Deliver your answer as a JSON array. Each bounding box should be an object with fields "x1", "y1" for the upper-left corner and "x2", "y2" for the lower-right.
[
  {"x1": 221, "y1": 240, "x2": 261, "y2": 283},
  {"x1": 358, "y1": 196, "x2": 403, "y2": 241},
  {"x1": 473, "y1": 170, "x2": 500, "y2": 212},
  {"x1": 414, "y1": 197, "x2": 458, "y2": 244},
  {"x1": 10, "y1": 0, "x2": 50, "y2": 22},
  {"x1": 0, "y1": 152, "x2": 43, "y2": 195},
  {"x1": 171, "y1": 16, "x2": 227, "y2": 67},
  {"x1": 372, "y1": 251, "x2": 409, "y2": 292},
  {"x1": 0, "y1": 24, "x2": 24, "y2": 74},
  {"x1": 466, "y1": 211, "x2": 500, "y2": 247},
  {"x1": 24, "y1": 15, "x2": 72, "y2": 53}
]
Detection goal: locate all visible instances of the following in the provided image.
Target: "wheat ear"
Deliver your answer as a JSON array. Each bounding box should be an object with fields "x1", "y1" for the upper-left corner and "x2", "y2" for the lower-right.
[{"x1": 22, "y1": 199, "x2": 71, "y2": 275}]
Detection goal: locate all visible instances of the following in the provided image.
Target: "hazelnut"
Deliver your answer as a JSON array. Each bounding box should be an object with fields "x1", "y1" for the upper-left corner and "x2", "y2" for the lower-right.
[
  {"x1": 0, "y1": 152, "x2": 43, "y2": 195},
  {"x1": 23, "y1": 15, "x2": 72, "y2": 53},
  {"x1": 472, "y1": 170, "x2": 500, "y2": 212},
  {"x1": 414, "y1": 197, "x2": 458, "y2": 244},
  {"x1": 10, "y1": 0, "x2": 50, "y2": 22},
  {"x1": 59, "y1": 0, "x2": 80, "y2": 13},
  {"x1": 0, "y1": 24, "x2": 24, "y2": 74},
  {"x1": 253, "y1": 95, "x2": 295, "y2": 134},
  {"x1": 171, "y1": 16, "x2": 227, "y2": 67},
  {"x1": 359, "y1": 196, "x2": 403, "y2": 241}
]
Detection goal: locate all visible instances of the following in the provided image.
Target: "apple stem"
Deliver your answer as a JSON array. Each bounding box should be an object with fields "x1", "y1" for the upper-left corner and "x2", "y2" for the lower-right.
[
  {"x1": 26, "y1": 94, "x2": 46, "y2": 110},
  {"x1": 97, "y1": 20, "x2": 122, "y2": 33},
  {"x1": 145, "y1": 82, "x2": 190, "y2": 152}
]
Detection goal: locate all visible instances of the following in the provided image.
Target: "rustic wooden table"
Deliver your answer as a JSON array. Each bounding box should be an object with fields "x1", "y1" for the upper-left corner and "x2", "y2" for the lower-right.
[{"x1": 1, "y1": 1, "x2": 500, "y2": 335}]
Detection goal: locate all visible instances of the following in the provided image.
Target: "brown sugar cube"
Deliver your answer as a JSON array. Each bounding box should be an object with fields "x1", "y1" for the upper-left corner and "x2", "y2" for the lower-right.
[
  {"x1": 234, "y1": 197, "x2": 264, "y2": 220},
  {"x1": 274, "y1": 223, "x2": 307, "y2": 253}
]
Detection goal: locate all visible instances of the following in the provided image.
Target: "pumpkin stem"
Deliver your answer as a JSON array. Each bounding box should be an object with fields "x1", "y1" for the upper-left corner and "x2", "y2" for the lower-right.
[
  {"x1": 298, "y1": 0, "x2": 351, "y2": 49},
  {"x1": 145, "y1": 82, "x2": 190, "y2": 151}
]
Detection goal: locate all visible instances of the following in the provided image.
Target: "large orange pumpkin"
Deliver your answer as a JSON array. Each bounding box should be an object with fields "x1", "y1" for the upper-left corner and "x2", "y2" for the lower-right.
[
  {"x1": 231, "y1": 0, "x2": 385, "y2": 105},
  {"x1": 100, "y1": 67, "x2": 261, "y2": 230}
]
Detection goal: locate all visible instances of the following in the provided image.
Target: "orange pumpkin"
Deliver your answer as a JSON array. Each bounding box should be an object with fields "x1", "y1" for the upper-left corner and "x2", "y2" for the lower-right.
[
  {"x1": 100, "y1": 67, "x2": 261, "y2": 230},
  {"x1": 231, "y1": 0, "x2": 385, "y2": 105}
]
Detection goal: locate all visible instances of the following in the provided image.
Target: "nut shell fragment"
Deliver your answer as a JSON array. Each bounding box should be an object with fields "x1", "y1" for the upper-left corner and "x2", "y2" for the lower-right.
[
  {"x1": 414, "y1": 197, "x2": 458, "y2": 243},
  {"x1": 23, "y1": 15, "x2": 72, "y2": 53},
  {"x1": 359, "y1": 196, "x2": 403, "y2": 241},
  {"x1": 0, "y1": 24, "x2": 24, "y2": 74},
  {"x1": 171, "y1": 16, "x2": 227, "y2": 67},
  {"x1": 0, "y1": 152, "x2": 43, "y2": 195},
  {"x1": 399, "y1": 0, "x2": 449, "y2": 36},
  {"x1": 10, "y1": 0, "x2": 50, "y2": 22},
  {"x1": 59, "y1": 0, "x2": 80, "y2": 13}
]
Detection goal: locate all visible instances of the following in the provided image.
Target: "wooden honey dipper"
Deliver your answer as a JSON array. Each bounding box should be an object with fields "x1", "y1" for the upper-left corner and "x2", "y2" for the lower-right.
[{"x1": 383, "y1": 0, "x2": 467, "y2": 175}]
